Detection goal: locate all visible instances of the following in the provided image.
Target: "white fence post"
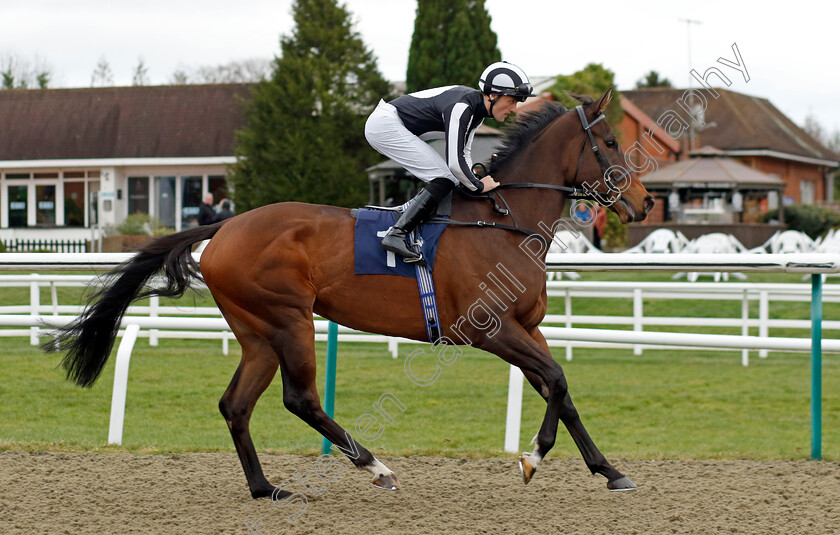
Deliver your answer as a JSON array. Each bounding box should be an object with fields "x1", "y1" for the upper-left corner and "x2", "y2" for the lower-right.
[
  {"x1": 742, "y1": 289, "x2": 750, "y2": 366},
  {"x1": 149, "y1": 295, "x2": 159, "y2": 346},
  {"x1": 633, "y1": 288, "x2": 643, "y2": 356},
  {"x1": 49, "y1": 281, "x2": 59, "y2": 315},
  {"x1": 565, "y1": 288, "x2": 573, "y2": 361},
  {"x1": 759, "y1": 290, "x2": 769, "y2": 358},
  {"x1": 29, "y1": 274, "x2": 40, "y2": 345},
  {"x1": 504, "y1": 365, "x2": 524, "y2": 453},
  {"x1": 108, "y1": 324, "x2": 141, "y2": 446}
]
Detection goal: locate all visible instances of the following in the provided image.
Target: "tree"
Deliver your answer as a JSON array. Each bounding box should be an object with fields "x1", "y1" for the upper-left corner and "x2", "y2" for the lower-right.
[
  {"x1": 635, "y1": 70, "x2": 672, "y2": 89},
  {"x1": 168, "y1": 58, "x2": 272, "y2": 84},
  {"x1": 91, "y1": 56, "x2": 114, "y2": 87},
  {"x1": 406, "y1": 0, "x2": 501, "y2": 92},
  {"x1": 0, "y1": 52, "x2": 52, "y2": 89},
  {"x1": 229, "y1": 0, "x2": 392, "y2": 211},
  {"x1": 549, "y1": 63, "x2": 624, "y2": 128},
  {"x1": 132, "y1": 57, "x2": 149, "y2": 86}
]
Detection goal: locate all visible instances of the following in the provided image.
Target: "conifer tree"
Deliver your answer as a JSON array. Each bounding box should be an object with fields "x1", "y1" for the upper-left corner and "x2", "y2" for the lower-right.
[
  {"x1": 550, "y1": 63, "x2": 624, "y2": 128},
  {"x1": 229, "y1": 0, "x2": 391, "y2": 210},
  {"x1": 406, "y1": 0, "x2": 501, "y2": 92}
]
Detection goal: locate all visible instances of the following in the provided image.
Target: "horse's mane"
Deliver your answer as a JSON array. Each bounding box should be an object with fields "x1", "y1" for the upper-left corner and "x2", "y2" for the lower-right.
[{"x1": 489, "y1": 101, "x2": 569, "y2": 174}]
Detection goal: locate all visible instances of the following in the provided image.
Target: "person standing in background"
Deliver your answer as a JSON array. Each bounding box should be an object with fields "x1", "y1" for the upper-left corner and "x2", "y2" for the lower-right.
[
  {"x1": 216, "y1": 199, "x2": 235, "y2": 221},
  {"x1": 593, "y1": 204, "x2": 607, "y2": 250},
  {"x1": 198, "y1": 193, "x2": 217, "y2": 226}
]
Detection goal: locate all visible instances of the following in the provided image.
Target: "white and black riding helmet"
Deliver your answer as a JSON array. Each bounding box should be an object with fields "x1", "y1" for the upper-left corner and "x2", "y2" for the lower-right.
[{"x1": 479, "y1": 61, "x2": 535, "y2": 103}]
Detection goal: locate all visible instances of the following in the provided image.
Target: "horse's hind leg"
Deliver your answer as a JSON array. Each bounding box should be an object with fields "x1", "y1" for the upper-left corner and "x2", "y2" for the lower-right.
[
  {"x1": 273, "y1": 316, "x2": 400, "y2": 491},
  {"x1": 218, "y1": 334, "x2": 282, "y2": 499}
]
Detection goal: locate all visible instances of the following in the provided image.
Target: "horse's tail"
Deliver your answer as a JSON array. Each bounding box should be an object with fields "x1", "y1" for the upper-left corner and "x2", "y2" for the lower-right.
[{"x1": 46, "y1": 221, "x2": 227, "y2": 388}]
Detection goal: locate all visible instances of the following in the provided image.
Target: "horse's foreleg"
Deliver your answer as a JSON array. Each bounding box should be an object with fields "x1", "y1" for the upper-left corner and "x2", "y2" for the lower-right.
[
  {"x1": 524, "y1": 328, "x2": 635, "y2": 491},
  {"x1": 484, "y1": 325, "x2": 635, "y2": 491},
  {"x1": 218, "y1": 336, "x2": 281, "y2": 499},
  {"x1": 274, "y1": 319, "x2": 400, "y2": 491}
]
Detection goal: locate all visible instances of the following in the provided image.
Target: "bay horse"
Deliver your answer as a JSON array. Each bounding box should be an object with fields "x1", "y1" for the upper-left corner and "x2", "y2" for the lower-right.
[{"x1": 50, "y1": 88, "x2": 653, "y2": 498}]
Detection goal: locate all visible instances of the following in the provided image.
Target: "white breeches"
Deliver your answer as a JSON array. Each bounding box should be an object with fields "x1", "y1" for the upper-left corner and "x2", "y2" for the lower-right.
[{"x1": 364, "y1": 100, "x2": 460, "y2": 186}]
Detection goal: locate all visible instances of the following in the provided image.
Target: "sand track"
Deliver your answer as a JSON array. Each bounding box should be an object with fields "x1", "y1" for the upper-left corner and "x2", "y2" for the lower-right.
[{"x1": 1, "y1": 452, "x2": 839, "y2": 534}]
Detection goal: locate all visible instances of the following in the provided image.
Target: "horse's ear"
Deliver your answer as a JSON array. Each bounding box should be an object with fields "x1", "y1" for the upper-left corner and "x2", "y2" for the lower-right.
[
  {"x1": 565, "y1": 90, "x2": 593, "y2": 106},
  {"x1": 596, "y1": 87, "x2": 614, "y2": 114}
]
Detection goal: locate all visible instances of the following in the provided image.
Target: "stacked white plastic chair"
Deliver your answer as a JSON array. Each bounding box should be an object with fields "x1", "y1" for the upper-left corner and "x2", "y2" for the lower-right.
[
  {"x1": 676, "y1": 233, "x2": 750, "y2": 282},
  {"x1": 816, "y1": 228, "x2": 840, "y2": 253},
  {"x1": 546, "y1": 229, "x2": 602, "y2": 281},
  {"x1": 748, "y1": 230, "x2": 818, "y2": 254},
  {"x1": 624, "y1": 228, "x2": 689, "y2": 254}
]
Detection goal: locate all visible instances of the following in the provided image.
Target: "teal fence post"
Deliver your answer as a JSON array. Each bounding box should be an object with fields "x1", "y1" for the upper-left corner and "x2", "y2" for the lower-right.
[
  {"x1": 811, "y1": 274, "x2": 823, "y2": 461},
  {"x1": 321, "y1": 321, "x2": 339, "y2": 455}
]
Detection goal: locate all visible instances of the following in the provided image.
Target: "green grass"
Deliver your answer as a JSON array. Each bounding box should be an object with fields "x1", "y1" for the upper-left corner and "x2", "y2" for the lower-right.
[{"x1": 0, "y1": 271, "x2": 838, "y2": 460}]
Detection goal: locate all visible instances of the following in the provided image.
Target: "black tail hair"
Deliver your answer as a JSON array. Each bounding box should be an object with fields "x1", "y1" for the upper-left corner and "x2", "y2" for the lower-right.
[{"x1": 45, "y1": 222, "x2": 226, "y2": 388}]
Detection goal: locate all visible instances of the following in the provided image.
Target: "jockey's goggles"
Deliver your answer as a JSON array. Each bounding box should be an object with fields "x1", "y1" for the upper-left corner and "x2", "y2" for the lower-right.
[{"x1": 482, "y1": 81, "x2": 535, "y2": 102}]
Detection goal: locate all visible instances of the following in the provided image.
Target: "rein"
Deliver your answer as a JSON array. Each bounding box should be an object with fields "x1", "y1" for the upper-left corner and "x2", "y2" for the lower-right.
[{"x1": 438, "y1": 105, "x2": 622, "y2": 247}]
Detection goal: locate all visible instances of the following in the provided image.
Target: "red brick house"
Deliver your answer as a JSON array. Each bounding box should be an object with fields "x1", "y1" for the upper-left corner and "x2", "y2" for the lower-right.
[{"x1": 617, "y1": 88, "x2": 839, "y2": 225}]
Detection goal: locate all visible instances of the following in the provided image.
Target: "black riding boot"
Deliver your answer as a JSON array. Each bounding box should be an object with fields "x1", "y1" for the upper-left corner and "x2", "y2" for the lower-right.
[{"x1": 380, "y1": 188, "x2": 440, "y2": 263}]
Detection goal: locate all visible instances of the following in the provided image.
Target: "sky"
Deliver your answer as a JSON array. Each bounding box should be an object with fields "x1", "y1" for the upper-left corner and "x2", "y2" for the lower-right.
[{"x1": 3, "y1": 0, "x2": 839, "y2": 137}]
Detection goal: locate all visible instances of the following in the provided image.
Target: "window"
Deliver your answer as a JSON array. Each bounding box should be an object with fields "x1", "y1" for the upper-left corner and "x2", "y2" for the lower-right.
[
  {"x1": 35, "y1": 185, "x2": 56, "y2": 225},
  {"x1": 8, "y1": 185, "x2": 28, "y2": 228},
  {"x1": 800, "y1": 180, "x2": 815, "y2": 205},
  {"x1": 155, "y1": 176, "x2": 176, "y2": 228},
  {"x1": 209, "y1": 175, "x2": 228, "y2": 204},
  {"x1": 89, "y1": 182, "x2": 100, "y2": 227},
  {"x1": 181, "y1": 176, "x2": 203, "y2": 229},
  {"x1": 128, "y1": 177, "x2": 150, "y2": 215},
  {"x1": 64, "y1": 182, "x2": 86, "y2": 226}
]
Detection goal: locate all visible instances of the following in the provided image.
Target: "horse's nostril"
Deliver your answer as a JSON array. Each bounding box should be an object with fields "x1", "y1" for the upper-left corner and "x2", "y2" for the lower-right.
[{"x1": 643, "y1": 195, "x2": 655, "y2": 214}]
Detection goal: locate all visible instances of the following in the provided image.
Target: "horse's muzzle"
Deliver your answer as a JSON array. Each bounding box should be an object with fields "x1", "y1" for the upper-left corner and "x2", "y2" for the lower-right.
[{"x1": 643, "y1": 195, "x2": 655, "y2": 215}]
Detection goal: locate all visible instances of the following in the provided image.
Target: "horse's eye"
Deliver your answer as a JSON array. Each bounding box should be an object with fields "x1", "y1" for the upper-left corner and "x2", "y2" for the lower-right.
[{"x1": 605, "y1": 140, "x2": 618, "y2": 149}]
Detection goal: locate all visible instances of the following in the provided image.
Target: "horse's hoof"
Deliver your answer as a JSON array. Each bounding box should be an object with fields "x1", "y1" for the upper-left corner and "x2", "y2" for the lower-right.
[
  {"x1": 372, "y1": 473, "x2": 400, "y2": 491},
  {"x1": 607, "y1": 476, "x2": 637, "y2": 492},
  {"x1": 519, "y1": 454, "x2": 536, "y2": 484},
  {"x1": 251, "y1": 486, "x2": 290, "y2": 500}
]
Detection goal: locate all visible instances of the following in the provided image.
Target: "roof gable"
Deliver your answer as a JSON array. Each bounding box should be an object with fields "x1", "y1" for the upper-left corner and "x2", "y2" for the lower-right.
[
  {"x1": 621, "y1": 88, "x2": 839, "y2": 164},
  {"x1": 0, "y1": 84, "x2": 253, "y2": 161}
]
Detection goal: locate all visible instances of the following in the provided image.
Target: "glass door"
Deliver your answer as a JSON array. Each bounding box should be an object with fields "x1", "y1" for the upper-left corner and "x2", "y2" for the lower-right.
[
  {"x1": 88, "y1": 181, "x2": 100, "y2": 227},
  {"x1": 154, "y1": 176, "x2": 176, "y2": 229},
  {"x1": 63, "y1": 182, "x2": 86, "y2": 226},
  {"x1": 35, "y1": 184, "x2": 57, "y2": 225},
  {"x1": 7, "y1": 185, "x2": 28, "y2": 228},
  {"x1": 181, "y1": 176, "x2": 203, "y2": 229},
  {"x1": 128, "y1": 177, "x2": 150, "y2": 215}
]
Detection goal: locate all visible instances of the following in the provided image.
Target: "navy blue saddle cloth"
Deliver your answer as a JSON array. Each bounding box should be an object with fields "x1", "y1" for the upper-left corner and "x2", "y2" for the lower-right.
[{"x1": 353, "y1": 208, "x2": 448, "y2": 278}]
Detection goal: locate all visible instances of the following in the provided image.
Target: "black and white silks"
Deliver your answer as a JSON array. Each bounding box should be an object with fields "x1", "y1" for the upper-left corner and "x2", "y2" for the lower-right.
[{"x1": 365, "y1": 85, "x2": 487, "y2": 192}]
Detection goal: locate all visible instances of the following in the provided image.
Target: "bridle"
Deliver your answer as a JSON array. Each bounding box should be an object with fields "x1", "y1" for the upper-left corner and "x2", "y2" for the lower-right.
[{"x1": 494, "y1": 105, "x2": 630, "y2": 203}]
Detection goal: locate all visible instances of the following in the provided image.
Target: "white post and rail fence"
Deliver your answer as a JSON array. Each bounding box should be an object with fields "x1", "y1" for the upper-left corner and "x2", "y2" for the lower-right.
[{"x1": 1, "y1": 252, "x2": 837, "y2": 460}]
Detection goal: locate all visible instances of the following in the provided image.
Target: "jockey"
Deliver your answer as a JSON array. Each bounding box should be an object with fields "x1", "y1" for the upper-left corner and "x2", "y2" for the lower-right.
[{"x1": 365, "y1": 61, "x2": 535, "y2": 263}]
